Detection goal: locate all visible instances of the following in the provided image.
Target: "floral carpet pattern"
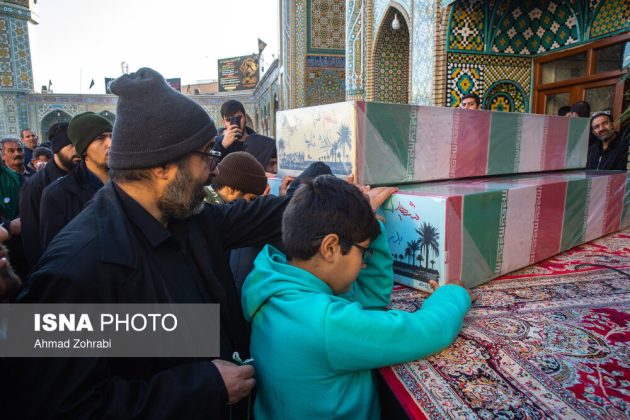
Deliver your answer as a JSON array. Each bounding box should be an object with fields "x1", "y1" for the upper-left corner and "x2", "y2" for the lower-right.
[{"x1": 380, "y1": 229, "x2": 630, "y2": 419}]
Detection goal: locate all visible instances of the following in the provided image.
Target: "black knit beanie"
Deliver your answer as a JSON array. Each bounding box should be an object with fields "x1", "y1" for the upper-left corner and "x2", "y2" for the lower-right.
[
  {"x1": 108, "y1": 67, "x2": 217, "y2": 169},
  {"x1": 214, "y1": 152, "x2": 267, "y2": 196},
  {"x1": 67, "y1": 112, "x2": 113, "y2": 156},
  {"x1": 49, "y1": 123, "x2": 72, "y2": 154}
]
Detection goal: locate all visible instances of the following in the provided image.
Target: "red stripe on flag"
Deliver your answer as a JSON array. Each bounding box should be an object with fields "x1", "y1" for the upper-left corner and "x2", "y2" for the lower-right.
[
  {"x1": 533, "y1": 182, "x2": 567, "y2": 262},
  {"x1": 542, "y1": 117, "x2": 569, "y2": 170},
  {"x1": 603, "y1": 173, "x2": 625, "y2": 234},
  {"x1": 445, "y1": 196, "x2": 463, "y2": 281},
  {"x1": 452, "y1": 110, "x2": 490, "y2": 178}
]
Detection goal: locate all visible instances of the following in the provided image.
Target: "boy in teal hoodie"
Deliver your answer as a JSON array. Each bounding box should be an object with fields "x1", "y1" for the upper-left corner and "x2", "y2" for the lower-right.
[{"x1": 242, "y1": 175, "x2": 473, "y2": 419}]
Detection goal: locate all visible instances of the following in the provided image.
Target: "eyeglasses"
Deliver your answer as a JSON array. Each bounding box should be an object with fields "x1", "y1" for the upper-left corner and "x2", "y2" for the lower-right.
[
  {"x1": 312, "y1": 234, "x2": 373, "y2": 265},
  {"x1": 189, "y1": 148, "x2": 222, "y2": 171}
]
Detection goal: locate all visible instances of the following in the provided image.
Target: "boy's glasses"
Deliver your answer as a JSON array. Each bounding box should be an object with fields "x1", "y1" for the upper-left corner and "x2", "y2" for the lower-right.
[{"x1": 312, "y1": 234, "x2": 373, "y2": 265}]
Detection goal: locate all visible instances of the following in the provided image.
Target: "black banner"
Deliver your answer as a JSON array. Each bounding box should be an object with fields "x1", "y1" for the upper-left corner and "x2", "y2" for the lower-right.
[{"x1": 218, "y1": 54, "x2": 259, "y2": 92}]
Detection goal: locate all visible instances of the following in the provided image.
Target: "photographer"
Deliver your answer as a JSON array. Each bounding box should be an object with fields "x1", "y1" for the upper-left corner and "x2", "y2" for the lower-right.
[{"x1": 212, "y1": 100, "x2": 277, "y2": 173}]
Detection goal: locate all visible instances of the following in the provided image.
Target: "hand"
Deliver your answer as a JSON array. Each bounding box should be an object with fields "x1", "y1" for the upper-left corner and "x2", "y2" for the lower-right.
[
  {"x1": 9, "y1": 218, "x2": 20, "y2": 236},
  {"x1": 428, "y1": 279, "x2": 477, "y2": 302},
  {"x1": 221, "y1": 125, "x2": 243, "y2": 148},
  {"x1": 279, "y1": 176, "x2": 295, "y2": 196},
  {"x1": 0, "y1": 227, "x2": 9, "y2": 242},
  {"x1": 212, "y1": 359, "x2": 256, "y2": 405},
  {"x1": 365, "y1": 187, "x2": 398, "y2": 213},
  {"x1": 0, "y1": 244, "x2": 21, "y2": 301}
]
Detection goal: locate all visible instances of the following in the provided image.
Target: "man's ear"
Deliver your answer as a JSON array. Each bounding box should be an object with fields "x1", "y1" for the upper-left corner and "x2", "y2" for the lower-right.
[
  {"x1": 319, "y1": 233, "x2": 341, "y2": 263},
  {"x1": 151, "y1": 163, "x2": 176, "y2": 181}
]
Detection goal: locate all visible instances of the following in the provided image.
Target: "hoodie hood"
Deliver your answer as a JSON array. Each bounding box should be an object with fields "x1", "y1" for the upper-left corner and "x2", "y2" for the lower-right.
[{"x1": 242, "y1": 245, "x2": 333, "y2": 322}]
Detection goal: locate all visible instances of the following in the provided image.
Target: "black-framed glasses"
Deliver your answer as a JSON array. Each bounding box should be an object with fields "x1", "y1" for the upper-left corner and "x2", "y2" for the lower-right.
[
  {"x1": 312, "y1": 234, "x2": 373, "y2": 265},
  {"x1": 189, "y1": 148, "x2": 221, "y2": 171}
]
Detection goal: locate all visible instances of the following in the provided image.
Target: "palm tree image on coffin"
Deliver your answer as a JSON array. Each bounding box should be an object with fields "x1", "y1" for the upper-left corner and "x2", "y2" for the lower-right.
[
  {"x1": 392, "y1": 222, "x2": 440, "y2": 282},
  {"x1": 279, "y1": 124, "x2": 353, "y2": 174}
]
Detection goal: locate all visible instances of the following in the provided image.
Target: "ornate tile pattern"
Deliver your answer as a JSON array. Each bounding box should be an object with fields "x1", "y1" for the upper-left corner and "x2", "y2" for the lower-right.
[
  {"x1": 446, "y1": 53, "x2": 532, "y2": 111},
  {"x1": 484, "y1": 80, "x2": 528, "y2": 112},
  {"x1": 374, "y1": 8, "x2": 409, "y2": 103},
  {"x1": 590, "y1": 0, "x2": 630, "y2": 38},
  {"x1": 373, "y1": 0, "x2": 411, "y2": 40},
  {"x1": 294, "y1": 0, "x2": 307, "y2": 107},
  {"x1": 307, "y1": 0, "x2": 345, "y2": 53},
  {"x1": 411, "y1": 0, "x2": 438, "y2": 105},
  {"x1": 4, "y1": 0, "x2": 29, "y2": 6},
  {"x1": 447, "y1": 65, "x2": 484, "y2": 107},
  {"x1": 448, "y1": 0, "x2": 484, "y2": 51},
  {"x1": 491, "y1": 1, "x2": 579, "y2": 54},
  {"x1": 9, "y1": 17, "x2": 32, "y2": 90},
  {"x1": 0, "y1": 17, "x2": 12, "y2": 89},
  {"x1": 305, "y1": 69, "x2": 345, "y2": 106},
  {"x1": 345, "y1": 0, "x2": 366, "y2": 99}
]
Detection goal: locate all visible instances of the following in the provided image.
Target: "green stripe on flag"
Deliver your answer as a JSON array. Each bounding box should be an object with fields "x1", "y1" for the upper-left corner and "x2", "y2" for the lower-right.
[
  {"x1": 560, "y1": 178, "x2": 588, "y2": 251},
  {"x1": 363, "y1": 102, "x2": 411, "y2": 185},
  {"x1": 487, "y1": 112, "x2": 520, "y2": 174},
  {"x1": 566, "y1": 118, "x2": 589, "y2": 167},
  {"x1": 462, "y1": 190, "x2": 504, "y2": 284}
]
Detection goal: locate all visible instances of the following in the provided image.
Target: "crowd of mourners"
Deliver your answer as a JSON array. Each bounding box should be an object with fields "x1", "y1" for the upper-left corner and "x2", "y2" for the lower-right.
[{"x1": 0, "y1": 69, "x2": 626, "y2": 419}]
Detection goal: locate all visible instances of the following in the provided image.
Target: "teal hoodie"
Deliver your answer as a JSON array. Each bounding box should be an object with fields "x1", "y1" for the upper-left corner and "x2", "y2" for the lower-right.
[{"x1": 242, "y1": 222, "x2": 471, "y2": 419}]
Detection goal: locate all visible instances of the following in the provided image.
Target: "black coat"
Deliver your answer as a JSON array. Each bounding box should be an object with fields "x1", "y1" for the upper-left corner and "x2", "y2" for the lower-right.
[
  {"x1": 39, "y1": 161, "x2": 102, "y2": 251},
  {"x1": 586, "y1": 133, "x2": 629, "y2": 170},
  {"x1": 18, "y1": 159, "x2": 68, "y2": 269},
  {"x1": 8, "y1": 182, "x2": 288, "y2": 419}
]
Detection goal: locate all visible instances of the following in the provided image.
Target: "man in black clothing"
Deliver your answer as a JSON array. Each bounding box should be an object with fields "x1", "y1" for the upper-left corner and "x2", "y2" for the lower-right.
[
  {"x1": 8, "y1": 67, "x2": 286, "y2": 419},
  {"x1": 586, "y1": 112, "x2": 628, "y2": 171},
  {"x1": 212, "y1": 99, "x2": 278, "y2": 172},
  {"x1": 19, "y1": 122, "x2": 81, "y2": 270},
  {"x1": 38, "y1": 112, "x2": 112, "y2": 250}
]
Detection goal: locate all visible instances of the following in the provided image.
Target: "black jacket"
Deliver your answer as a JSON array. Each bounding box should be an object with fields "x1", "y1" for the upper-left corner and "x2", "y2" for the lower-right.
[
  {"x1": 19, "y1": 159, "x2": 68, "y2": 269},
  {"x1": 586, "y1": 133, "x2": 629, "y2": 170},
  {"x1": 8, "y1": 182, "x2": 288, "y2": 419},
  {"x1": 213, "y1": 127, "x2": 277, "y2": 168},
  {"x1": 39, "y1": 161, "x2": 102, "y2": 251}
]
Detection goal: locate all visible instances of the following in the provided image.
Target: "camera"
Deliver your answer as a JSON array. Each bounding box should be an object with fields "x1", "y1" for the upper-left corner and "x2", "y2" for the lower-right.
[{"x1": 230, "y1": 115, "x2": 242, "y2": 141}]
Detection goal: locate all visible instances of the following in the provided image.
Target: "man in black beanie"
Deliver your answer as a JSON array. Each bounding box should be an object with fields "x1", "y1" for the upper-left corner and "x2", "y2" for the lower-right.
[
  {"x1": 10, "y1": 67, "x2": 289, "y2": 420},
  {"x1": 38, "y1": 112, "x2": 112, "y2": 250},
  {"x1": 19, "y1": 122, "x2": 81, "y2": 269}
]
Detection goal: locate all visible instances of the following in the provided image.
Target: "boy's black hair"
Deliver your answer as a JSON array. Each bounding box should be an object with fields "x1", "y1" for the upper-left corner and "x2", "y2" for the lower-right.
[
  {"x1": 220, "y1": 100, "x2": 246, "y2": 119},
  {"x1": 570, "y1": 100, "x2": 591, "y2": 118},
  {"x1": 33, "y1": 147, "x2": 53, "y2": 160},
  {"x1": 282, "y1": 175, "x2": 380, "y2": 260},
  {"x1": 557, "y1": 106, "x2": 571, "y2": 116},
  {"x1": 461, "y1": 93, "x2": 480, "y2": 105}
]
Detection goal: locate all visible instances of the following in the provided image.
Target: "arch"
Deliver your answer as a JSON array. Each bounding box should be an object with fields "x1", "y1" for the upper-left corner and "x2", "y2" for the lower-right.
[
  {"x1": 482, "y1": 80, "x2": 528, "y2": 113},
  {"x1": 40, "y1": 110, "x2": 72, "y2": 141},
  {"x1": 372, "y1": 6, "x2": 410, "y2": 104}
]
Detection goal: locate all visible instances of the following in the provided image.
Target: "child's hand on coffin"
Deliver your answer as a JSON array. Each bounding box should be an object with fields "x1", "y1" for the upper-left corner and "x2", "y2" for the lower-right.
[
  {"x1": 428, "y1": 279, "x2": 477, "y2": 303},
  {"x1": 365, "y1": 186, "x2": 398, "y2": 215}
]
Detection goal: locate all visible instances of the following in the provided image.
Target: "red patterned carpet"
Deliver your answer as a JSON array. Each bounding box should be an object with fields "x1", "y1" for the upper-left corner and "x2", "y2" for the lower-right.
[{"x1": 380, "y1": 228, "x2": 630, "y2": 419}]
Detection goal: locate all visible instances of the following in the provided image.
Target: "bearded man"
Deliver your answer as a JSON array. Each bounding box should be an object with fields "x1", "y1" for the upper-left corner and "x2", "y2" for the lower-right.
[
  {"x1": 586, "y1": 112, "x2": 628, "y2": 171},
  {"x1": 19, "y1": 122, "x2": 81, "y2": 269},
  {"x1": 10, "y1": 68, "x2": 289, "y2": 419}
]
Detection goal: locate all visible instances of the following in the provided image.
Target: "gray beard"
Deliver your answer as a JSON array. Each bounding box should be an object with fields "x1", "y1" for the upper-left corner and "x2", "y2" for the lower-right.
[{"x1": 158, "y1": 165, "x2": 206, "y2": 220}]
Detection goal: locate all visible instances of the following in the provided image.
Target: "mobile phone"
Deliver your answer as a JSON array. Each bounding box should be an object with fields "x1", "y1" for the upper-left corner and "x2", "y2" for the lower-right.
[{"x1": 230, "y1": 115, "x2": 242, "y2": 140}]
